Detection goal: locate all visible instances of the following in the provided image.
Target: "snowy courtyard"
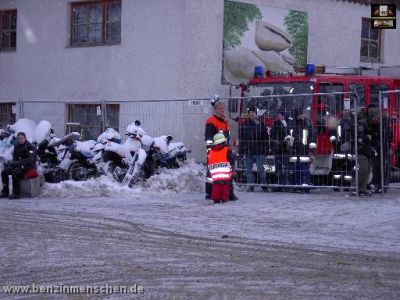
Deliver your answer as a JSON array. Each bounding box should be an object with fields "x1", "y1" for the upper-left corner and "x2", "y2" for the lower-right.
[{"x1": 0, "y1": 163, "x2": 400, "y2": 299}]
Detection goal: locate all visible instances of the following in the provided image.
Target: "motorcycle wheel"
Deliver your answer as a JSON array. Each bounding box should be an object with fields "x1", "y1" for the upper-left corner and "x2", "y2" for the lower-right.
[{"x1": 68, "y1": 161, "x2": 90, "y2": 181}]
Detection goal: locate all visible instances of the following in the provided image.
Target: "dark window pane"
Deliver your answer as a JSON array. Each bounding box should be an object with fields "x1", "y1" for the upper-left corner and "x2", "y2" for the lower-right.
[
  {"x1": 370, "y1": 84, "x2": 388, "y2": 104},
  {"x1": 10, "y1": 31, "x2": 16, "y2": 47},
  {"x1": 1, "y1": 32, "x2": 10, "y2": 48},
  {"x1": 89, "y1": 4, "x2": 102, "y2": 23},
  {"x1": 70, "y1": 1, "x2": 121, "y2": 46},
  {"x1": 74, "y1": 6, "x2": 87, "y2": 24},
  {"x1": 349, "y1": 84, "x2": 366, "y2": 108},
  {"x1": 370, "y1": 28, "x2": 379, "y2": 40},
  {"x1": 0, "y1": 103, "x2": 16, "y2": 129},
  {"x1": 360, "y1": 40, "x2": 369, "y2": 57},
  {"x1": 107, "y1": 2, "x2": 121, "y2": 22},
  {"x1": 106, "y1": 104, "x2": 120, "y2": 131},
  {"x1": 88, "y1": 24, "x2": 102, "y2": 43},
  {"x1": 74, "y1": 24, "x2": 87, "y2": 43},
  {"x1": 106, "y1": 22, "x2": 120, "y2": 42},
  {"x1": 2, "y1": 12, "x2": 10, "y2": 30},
  {"x1": 361, "y1": 20, "x2": 370, "y2": 38},
  {"x1": 10, "y1": 11, "x2": 16, "y2": 29},
  {"x1": 370, "y1": 41, "x2": 378, "y2": 58}
]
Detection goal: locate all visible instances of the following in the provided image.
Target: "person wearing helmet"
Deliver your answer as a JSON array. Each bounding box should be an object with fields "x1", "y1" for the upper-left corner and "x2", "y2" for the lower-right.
[
  {"x1": 207, "y1": 133, "x2": 234, "y2": 203},
  {"x1": 205, "y1": 96, "x2": 238, "y2": 201}
]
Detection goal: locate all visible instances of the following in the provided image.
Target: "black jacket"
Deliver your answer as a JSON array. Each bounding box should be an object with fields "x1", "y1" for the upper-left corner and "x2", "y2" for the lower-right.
[
  {"x1": 271, "y1": 119, "x2": 289, "y2": 154},
  {"x1": 239, "y1": 118, "x2": 267, "y2": 155},
  {"x1": 357, "y1": 118, "x2": 374, "y2": 158},
  {"x1": 12, "y1": 141, "x2": 37, "y2": 170},
  {"x1": 367, "y1": 118, "x2": 392, "y2": 153},
  {"x1": 289, "y1": 117, "x2": 314, "y2": 156}
]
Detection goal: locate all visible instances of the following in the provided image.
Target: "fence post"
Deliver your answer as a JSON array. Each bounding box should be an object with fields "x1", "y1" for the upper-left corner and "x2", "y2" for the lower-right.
[
  {"x1": 18, "y1": 99, "x2": 24, "y2": 119},
  {"x1": 101, "y1": 99, "x2": 107, "y2": 132},
  {"x1": 353, "y1": 92, "x2": 359, "y2": 196},
  {"x1": 378, "y1": 91, "x2": 385, "y2": 195}
]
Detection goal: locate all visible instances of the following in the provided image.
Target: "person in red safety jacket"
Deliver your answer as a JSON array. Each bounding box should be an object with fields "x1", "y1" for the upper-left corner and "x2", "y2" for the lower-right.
[
  {"x1": 207, "y1": 133, "x2": 234, "y2": 203},
  {"x1": 205, "y1": 95, "x2": 238, "y2": 201}
]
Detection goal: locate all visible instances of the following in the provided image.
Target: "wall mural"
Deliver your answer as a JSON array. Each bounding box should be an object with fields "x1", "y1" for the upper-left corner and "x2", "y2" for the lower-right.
[{"x1": 222, "y1": 0, "x2": 309, "y2": 85}]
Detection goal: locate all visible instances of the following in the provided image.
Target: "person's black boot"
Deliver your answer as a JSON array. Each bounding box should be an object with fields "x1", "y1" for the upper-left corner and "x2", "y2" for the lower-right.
[{"x1": 9, "y1": 194, "x2": 20, "y2": 199}]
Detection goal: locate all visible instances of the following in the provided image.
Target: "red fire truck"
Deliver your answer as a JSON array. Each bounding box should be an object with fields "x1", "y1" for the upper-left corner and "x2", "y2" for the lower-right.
[{"x1": 231, "y1": 66, "x2": 400, "y2": 185}]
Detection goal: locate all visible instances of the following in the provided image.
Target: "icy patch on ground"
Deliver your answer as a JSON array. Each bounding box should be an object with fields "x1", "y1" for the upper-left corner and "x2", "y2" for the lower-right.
[{"x1": 41, "y1": 160, "x2": 205, "y2": 198}]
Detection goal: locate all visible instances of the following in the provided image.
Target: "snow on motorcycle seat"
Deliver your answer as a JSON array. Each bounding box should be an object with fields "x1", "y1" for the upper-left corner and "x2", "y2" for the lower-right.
[{"x1": 20, "y1": 169, "x2": 43, "y2": 198}]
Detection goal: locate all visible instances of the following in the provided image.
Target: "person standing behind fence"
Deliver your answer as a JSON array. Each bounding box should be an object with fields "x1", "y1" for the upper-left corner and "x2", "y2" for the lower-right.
[
  {"x1": 366, "y1": 105, "x2": 393, "y2": 193},
  {"x1": 239, "y1": 107, "x2": 267, "y2": 192},
  {"x1": 271, "y1": 108, "x2": 291, "y2": 190},
  {"x1": 352, "y1": 111, "x2": 373, "y2": 196},
  {"x1": 288, "y1": 108, "x2": 315, "y2": 192},
  {"x1": 205, "y1": 96, "x2": 238, "y2": 201},
  {"x1": 338, "y1": 108, "x2": 355, "y2": 153}
]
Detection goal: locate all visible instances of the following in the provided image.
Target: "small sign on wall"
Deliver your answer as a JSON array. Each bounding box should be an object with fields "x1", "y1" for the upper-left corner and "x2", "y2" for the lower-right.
[{"x1": 188, "y1": 100, "x2": 203, "y2": 106}]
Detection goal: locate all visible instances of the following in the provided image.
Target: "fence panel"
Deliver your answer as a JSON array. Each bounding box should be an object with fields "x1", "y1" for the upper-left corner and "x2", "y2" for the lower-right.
[
  {"x1": 379, "y1": 90, "x2": 400, "y2": 192},
  {"x1": 228, "y1": 91, "x2": 360, "y2": 192},
  {"x1": 7, "y1": 91, "x2": 394, "y2": 195}
]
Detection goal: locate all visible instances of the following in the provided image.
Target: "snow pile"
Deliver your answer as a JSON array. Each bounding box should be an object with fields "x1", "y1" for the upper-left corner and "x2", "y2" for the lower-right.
[
  {"x1": 141, "y1": 160, "x2": 205, "y2": 194},
  {"x1": 75, "y1": 140, "x2": 96, "y2": 155},
  {"x1": 42, "y1": 175, "x2": 139, "y2": 198},
  {"x1": 8, "y1": 119, "x2": 37, "y2": 142},
  {"x1": 41, "y1": 160, "x2": 206, "y2": 198},
  {"x1": 97, "y1": 128, "x2": 121, "y2": 143},
  {"x1": 34, "y1": 120, "x2": 52, "y2": 144}
]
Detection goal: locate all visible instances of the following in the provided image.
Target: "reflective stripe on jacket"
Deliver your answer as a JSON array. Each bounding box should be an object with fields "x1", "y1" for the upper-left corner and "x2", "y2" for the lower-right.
[{"x1": 207, "y1": 147, "x2": 232, "y2": 181}]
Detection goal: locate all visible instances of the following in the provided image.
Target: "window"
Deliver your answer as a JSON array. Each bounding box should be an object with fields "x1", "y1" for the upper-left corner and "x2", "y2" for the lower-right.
[
  {"x1": 0, "y1": 103, "x2": 16, "y2": 129},
  {"x1": 360, "y1": 18, "x2": 381, "y2": 62},
  {"x1": 0, "y1": 10, "x2": 17, "y2": 50},
  {"x1": 243, "y1": 83, "x2": 314, "y2": 118},
  {"x1": 318, "y1": 83, "x2": 344, "y2": 114},
  {"x1": 70, "y1": 0, "x2": 121, "y2": 47},
  {"x1": 349, "y1": 84, "x2": 366, "y2": 109},
  {"x1": 68, "y1": 104, "x2": 119, "y2": 140},
  {"x1": 370, "y1": 84, "x2": 388, "y2": 105}
]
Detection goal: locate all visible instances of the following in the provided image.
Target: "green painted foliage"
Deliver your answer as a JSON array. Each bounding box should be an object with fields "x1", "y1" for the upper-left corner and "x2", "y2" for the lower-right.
[
  {"x1": 284, "y1": 10, "x2": 309, "y2": 65},
  {"x1": 223, "y1": 0, "x2": 262, "y2": 49}
]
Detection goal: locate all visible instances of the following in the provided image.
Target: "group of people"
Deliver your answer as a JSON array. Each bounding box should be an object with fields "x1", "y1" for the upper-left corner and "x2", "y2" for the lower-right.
[
  {"x1": 204, "y1": 96, "x2": 393, "y2": 202},
  {"x1": 340, "y1": 104, "x2": 393, "y2": 196},
  {"x1": 240, "y1": 106, "x2": 315, "y2": 193}
]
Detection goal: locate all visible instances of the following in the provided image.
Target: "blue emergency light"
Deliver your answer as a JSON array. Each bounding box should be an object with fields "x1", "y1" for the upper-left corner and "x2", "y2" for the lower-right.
[
  {"x1": 254, "y1": 66, "x2": 264, "y2": 78},
  {"x1": 305, "y1": 64, "x2": 315, "y2": 75}
]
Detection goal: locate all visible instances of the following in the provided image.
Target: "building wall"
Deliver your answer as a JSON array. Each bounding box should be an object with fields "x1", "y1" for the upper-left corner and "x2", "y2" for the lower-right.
[{"x1": 0, "y1": 0, "x2": 399, "y2": 161}]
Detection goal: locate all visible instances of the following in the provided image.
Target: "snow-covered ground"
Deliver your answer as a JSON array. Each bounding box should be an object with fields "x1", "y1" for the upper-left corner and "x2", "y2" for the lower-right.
[{"x1": 1, "y1": 162, "x2": 400, "y2": 298}]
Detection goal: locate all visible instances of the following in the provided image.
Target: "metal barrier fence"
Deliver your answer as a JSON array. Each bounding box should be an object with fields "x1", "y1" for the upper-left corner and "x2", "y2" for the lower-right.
[
  {"x1": 3, "y1": 90, "x2": 400, "y2": 195},
  {"x1": 0, "y1": 98, "x2": 223, "y2": 163},
  {"x1": 223, "y1": 92, "x2": 360, "y2": 193},
  {"x1": 379, "y1": 90, "x2": 400, "y2": 193}
]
